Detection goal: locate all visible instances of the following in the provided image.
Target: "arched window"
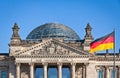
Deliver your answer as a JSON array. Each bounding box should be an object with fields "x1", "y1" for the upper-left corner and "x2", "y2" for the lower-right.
[
  {"x1": 98, "y1": 70, "x2": 103, "y2": 78},
  {"x1": 1, "y1": 70, "x2": 7, "y2": 78}
]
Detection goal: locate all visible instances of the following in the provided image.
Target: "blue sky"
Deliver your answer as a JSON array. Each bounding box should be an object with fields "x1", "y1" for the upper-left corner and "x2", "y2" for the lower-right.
[{"x1": 0, "y1": 0, "x2": 120, "y2": 53}]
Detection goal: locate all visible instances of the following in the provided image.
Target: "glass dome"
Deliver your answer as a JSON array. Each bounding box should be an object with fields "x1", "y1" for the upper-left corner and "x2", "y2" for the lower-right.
[{"x1": 26, "y1": 23, "x2": 80, "y2": 41}]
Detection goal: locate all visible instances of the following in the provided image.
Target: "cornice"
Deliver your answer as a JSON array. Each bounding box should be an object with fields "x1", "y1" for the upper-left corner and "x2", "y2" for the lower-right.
[
  {"x1": 15, "y1": 55, "x2": 89, "y2": 58},
  {"x1": 14, "y1": 39, "x2": 93, "y2": 56},
  {"x1": 89, "y1": 56, "x2": 120, "y2": 61}
]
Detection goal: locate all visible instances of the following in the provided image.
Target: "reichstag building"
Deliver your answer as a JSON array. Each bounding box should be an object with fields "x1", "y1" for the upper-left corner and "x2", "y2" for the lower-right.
[{"x1": 0, "y1": 23, "x2": 120, "y2": 78}]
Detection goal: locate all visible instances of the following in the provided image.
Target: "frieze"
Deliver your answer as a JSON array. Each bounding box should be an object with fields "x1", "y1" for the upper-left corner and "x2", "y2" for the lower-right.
[
  {"x1": 35, "y1": 59, "x2": 42, "y2": 62},
  {"x1": 15, "y1": 58, "x2": 89, "y2": 64}
]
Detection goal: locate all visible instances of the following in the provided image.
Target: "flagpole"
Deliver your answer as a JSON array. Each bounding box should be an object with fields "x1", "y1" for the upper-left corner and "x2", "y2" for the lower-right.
[{"x1": 113, "y1": 30, "x2": 116, "y2": 78}]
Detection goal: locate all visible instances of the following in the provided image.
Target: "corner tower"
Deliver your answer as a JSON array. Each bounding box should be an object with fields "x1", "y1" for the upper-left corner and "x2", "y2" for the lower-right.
[
  {"x1": 83, "y1": 23, "x2": 93, "y2": 51},
  {"x1": 10, "y1": 23, "x2": 21, "y2": 45},
  {"x1": 9, "y1": 23, "x2": 21, "y2": 56}
]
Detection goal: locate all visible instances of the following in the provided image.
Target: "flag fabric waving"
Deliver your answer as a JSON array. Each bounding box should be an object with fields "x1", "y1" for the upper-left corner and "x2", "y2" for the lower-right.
[{"x1": 90, "y1": 31, "x2": 114, "y2": 52}]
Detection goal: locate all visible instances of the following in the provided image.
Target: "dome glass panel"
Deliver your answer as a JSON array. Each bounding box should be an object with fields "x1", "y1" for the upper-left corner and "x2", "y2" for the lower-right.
[{"x1": 26, "y1": 23, "x2": 80, "y2": 41}]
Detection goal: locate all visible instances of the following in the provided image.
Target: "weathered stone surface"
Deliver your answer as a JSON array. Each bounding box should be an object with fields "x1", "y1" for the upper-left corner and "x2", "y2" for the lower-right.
[{"x1": 0, "y1": 23, "x2": 120, "y2": 78}]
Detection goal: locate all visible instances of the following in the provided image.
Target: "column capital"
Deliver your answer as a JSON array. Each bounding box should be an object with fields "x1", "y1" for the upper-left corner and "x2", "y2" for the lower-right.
[
  {"x1": 29, "y1": 62, "x2": 34, "y2": 66},
  {"x1": 95, "y1": 66, "x2": 101, "y2": 71},
  {"x1": 57, "y1": 62, "x2": 62, "y2": 66},
  {"x1": 98, "y1": 66, "x2": 105, "y2": 70},
  {"x1": 105, "y1": 66, "x2": 109, "y2": 69},
  {"x1": 42, "y1": 62, "x2": 48, "y2": 66},
  {"x1": 71, "y1": 63, "x2": 76, "y2": 66},
  {"x1": 16, "y1": 63, "x2": 21, "y2": 66},
  {"x1": 118, "y1": 66, "x2": 120, "y2": 68},
  {"x1": 83, "y1": 63, "x2": 89, "y2": 66}
]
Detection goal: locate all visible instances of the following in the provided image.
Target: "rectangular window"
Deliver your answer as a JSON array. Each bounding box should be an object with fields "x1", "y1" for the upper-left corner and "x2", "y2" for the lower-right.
[
  {"x1": 1, "y1": 70, "x2": 7, "y2": 78},
  {"x1": 111, "y1": 70, "x2": 117, "y2": 78},
  {"x1": 98, "y1": 70, "x2": 103, "y2": 78}
]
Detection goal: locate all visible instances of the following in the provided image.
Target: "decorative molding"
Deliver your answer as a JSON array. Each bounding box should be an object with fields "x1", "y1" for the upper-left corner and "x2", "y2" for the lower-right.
[
  {"x1": 42, "y1": 62, "x2": 48, "y2": 66},
  {"x1": 15, "y1": 39, "x2": 93, "y2": 56},
  {"x1": 16, "y1": 63, "x2": 21, "y2": 67},
  {"x1": 15, "y1": 55, "x2": 89, "y2": 58},
  {"x1": 83, "y1": 63, "x2": 89, "y2": 66},
  {"x1": 71, "y1": 63, "x2": 76, "y2": 66},
  {"x1": 29, "y1": 63, "x2": 34, "y2": 66},
  {"x1": 57, "y1": 62, "x2": 62, "y2": 66}
]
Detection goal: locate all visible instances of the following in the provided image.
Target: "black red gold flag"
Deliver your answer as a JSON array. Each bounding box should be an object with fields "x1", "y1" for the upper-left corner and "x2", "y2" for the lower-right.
[{"x1": 90, "y1": 32, "x2": 114, "y2": 52}]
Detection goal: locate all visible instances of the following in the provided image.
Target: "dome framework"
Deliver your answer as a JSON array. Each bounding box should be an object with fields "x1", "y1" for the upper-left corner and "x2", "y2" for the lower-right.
[{"x1": 26, "y1": 23, "x2": 80, "y2": 41}]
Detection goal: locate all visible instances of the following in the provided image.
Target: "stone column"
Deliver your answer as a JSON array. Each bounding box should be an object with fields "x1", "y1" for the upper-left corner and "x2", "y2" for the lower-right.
[
  {"x1": 105, "y1": 66, "x2": 109, "y2": 78},
  {"x1": 0, "y1": 67, "x2": 1, "y2": 77},
  {"x1": 43, "y1": 63, "x2": 48, "y2": 78},
  {"x1": 71, "y1": 63, "x2": 76, "y2": 78},
  {"x1": 96, "y1": 69, "x2": 99, "y2": 78},
  {"x1": 82, "y1": 64, "x2": 86, "y2": 78},
  {"x1": 57, "y1": 63, "x2": 62, "y2": 78},
  {"x1": 95, "y1": 66, "x2": 100, "y2": 78},
  {"x1": 16, "y1": 63, "x2": 21, "y2": 78},
  {"x1": 30, "y1": 63, "x2": 34, "y2": 78},
  {"x1": 118, "y1": 66, "x2": 120, "y2": 78}
]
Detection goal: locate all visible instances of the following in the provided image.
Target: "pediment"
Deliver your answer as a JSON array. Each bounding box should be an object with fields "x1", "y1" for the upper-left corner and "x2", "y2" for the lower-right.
[{"x1": 15, "y1": 39, "x2": 93, "y2": 56}]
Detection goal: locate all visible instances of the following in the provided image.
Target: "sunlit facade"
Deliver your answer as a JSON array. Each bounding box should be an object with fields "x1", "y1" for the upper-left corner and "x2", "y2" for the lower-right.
[{"x1": 0, "y1": 23, "x2": 120, "y2": 78}]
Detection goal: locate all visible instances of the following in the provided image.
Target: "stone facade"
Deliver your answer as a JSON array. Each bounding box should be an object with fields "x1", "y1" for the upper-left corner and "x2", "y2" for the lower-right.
[{"x1": 0, "y1": 23, "x2": 120, "y2": 78}]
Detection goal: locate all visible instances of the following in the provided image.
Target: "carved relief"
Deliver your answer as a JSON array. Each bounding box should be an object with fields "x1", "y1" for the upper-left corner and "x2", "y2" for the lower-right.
[
  {"x1": 31, "y1": 42, "x2": 71, "y2": 55},
  {"x1": 76, "y1": 65, "x2": 82, "y2": 78},
  {"x1": 21, "y1": 65, "x2": 29, "y2": 78},
  {"x1": 15, "y1": 39, "x2": 91, "y2": 56}
]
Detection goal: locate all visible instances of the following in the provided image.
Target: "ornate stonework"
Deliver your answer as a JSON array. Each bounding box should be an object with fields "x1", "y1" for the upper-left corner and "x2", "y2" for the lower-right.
[
  {"x1": 21, "y1": 64, "x2": 29, "y2": 78},
  {"x1": 0, "y1": 23, "x2": 120, "y2": 78}
]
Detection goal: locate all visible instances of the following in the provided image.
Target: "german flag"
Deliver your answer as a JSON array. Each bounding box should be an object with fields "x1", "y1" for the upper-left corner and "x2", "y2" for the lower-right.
[{"x1": 90, "y1": 32, "x2": 114, "y2": 52}]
